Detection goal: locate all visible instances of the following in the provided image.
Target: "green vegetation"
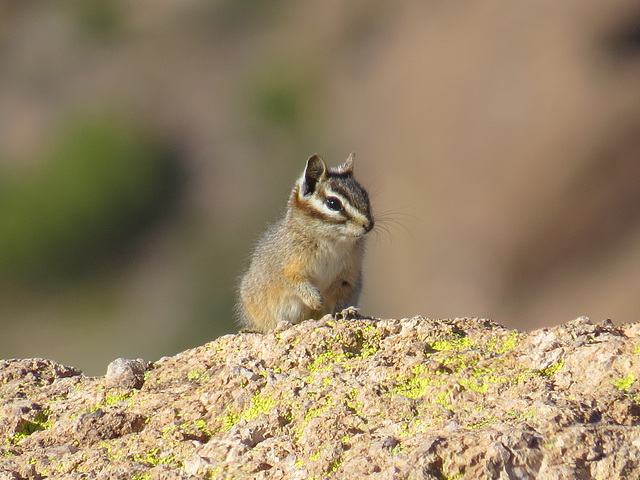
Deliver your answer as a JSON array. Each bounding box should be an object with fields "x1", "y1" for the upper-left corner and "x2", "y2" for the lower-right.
[
  {"x1": 61, "y1": 0, "x2": 124, "y2": 39},
  {"x1": 0, "y1": 115, "x2": 182, "y2": 285}
]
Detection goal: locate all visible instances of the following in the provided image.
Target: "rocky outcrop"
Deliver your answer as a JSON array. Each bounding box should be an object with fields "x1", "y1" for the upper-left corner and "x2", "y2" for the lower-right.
[{"x1": 1, "y1": 315, "x2": 639, "y2": 479}]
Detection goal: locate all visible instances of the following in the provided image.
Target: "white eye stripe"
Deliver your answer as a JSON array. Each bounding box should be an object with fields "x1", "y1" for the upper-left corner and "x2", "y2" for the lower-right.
[
  {"x1": 341, "y1": 200, "x2": 359, "y2": 218},
  {"x1": 323, "y1": 192, "x2": 348, "y2": 209},
  {"x1": 322, "y1": 191, "x2": 369, "y2": 223},
  {"x1": 299, "y1": 184, "x2": 370, "y2": 222},
  {"x1": 325, "y1": 191, "x2": 367, "y2": 220},
  {"x1": 325, "y1": 192, "x2": 366, "y2": 220},
  {"x1": 309, "y1": 195, "x2": 344, "y2": 218}
]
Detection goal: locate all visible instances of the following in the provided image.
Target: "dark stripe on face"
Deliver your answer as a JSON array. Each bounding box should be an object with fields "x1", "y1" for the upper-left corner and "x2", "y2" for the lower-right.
[
  {"x1": 328, "y1": 184, "x2": 353, "y2": 204},
  {"x1": 326, "y1": 177, "x2": 373, "y2": 222},
  {"x1": 292, "y1": 188, "x2": 347, "y2": 224}
]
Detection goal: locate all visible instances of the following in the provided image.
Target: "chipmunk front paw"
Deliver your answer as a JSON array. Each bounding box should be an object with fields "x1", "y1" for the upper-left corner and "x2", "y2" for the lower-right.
[
  {"x1": 334, "y1": 306, "x2": 360, "y2": 320},
  {"x1": 301, "y1": 285, "x2": 324, "y2": 311}
]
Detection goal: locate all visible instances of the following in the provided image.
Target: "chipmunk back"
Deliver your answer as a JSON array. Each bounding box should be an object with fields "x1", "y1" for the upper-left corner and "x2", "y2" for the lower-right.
[{"x1": 237, "y1": 153, "x2": 374, "y2": 332}]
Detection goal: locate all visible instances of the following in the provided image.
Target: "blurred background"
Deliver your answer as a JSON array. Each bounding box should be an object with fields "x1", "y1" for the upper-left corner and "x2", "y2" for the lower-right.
[{"x1": 2, "y1": 1, "x2": 640, "y2": 375}]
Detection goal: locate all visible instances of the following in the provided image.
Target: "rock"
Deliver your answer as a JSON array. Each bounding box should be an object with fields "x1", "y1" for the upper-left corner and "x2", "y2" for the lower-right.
[
  {"x1": 1, "y1": 315, "x2": 640, "y2": 479},
  {"x1": 0, "y1": 470, "x2": 22, "y2": 480},
  {"x1": 105, "y1": 358, "x2": 148, "y2": 389}
]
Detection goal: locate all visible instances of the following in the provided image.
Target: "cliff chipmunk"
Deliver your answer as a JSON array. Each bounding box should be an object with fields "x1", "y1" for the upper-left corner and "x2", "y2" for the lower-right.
[{"x1": 237, "y1": 153, "x2": 374, "y2": 332}]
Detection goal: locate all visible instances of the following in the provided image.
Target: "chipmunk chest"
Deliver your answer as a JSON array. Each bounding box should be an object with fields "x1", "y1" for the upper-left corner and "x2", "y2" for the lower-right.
[{"x1": 308, "y1": 241, "x2": 355, "y2": 288}]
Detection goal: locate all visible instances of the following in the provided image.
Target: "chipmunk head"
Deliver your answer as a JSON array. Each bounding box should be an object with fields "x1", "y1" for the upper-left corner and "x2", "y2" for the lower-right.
[{"x1": 291, "y1": 153, "x2": 374, "y2": 239}]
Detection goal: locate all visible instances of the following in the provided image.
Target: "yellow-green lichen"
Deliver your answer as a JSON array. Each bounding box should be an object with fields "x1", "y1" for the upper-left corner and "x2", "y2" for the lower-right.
[
  {"x1": 444, "y1": 472, "x2": 465, "y2": 480},
  {"x1": 459, "y1": 377, "x2": 489, "y2": 394},
  {"x1": 399, "y1": 417, "x2": 434, "y2": 437},
  {"x1": 494, "y1": 332, "x2": 522, "y2": 354},
  {"x1": 292, "y1": 395, "x2": 334, "y2": 440},
  {"x1": 204, "y1": 465, "x2": 224, "y2": 479},
  {"x1": 429, "y1": 335, "x2": 474, "y2": 352},
  {"x1": 193, "y1": 418, "x2": 210, "y2": 433},
  {"x1": 435, "y1": 389, "x2": 455, "y2": 410},
  {"x1": 303, "y1": 395, "x2": 333, "y2": 424},
  {"x1": 351, "y1": 325, "x2": 381, "y2": 358},
  {"x1": 307, "y1": 326, "x2": 381, "y2": 375},
  {"x1": 131, "y1": 447, "x2": 178, "y2": 467},
  {"x1": 535, "y1": 359, "x2": 565, "y2": 377},
  {"x1": 222, "y1": 413, "x2": 239, "y2": 431},
  {"x1": 132, "y1": 474, "x2": 152, "y2": 480},
  {"x1": 7, "y1": 409, "x2": 52, "y2": 444},
  {"x1": 187, "y1": 369, "x2": 211, "y2": 383},
  {"x1": 345, "y1": 397, "x2": 367, "y2": 419},
  {"x1": 472, "y1": 365, "x2": 496, "y2": 379},
  {"x1": 466, "y1": 416, "x2": 499, "y2": 430},
  {"x1": 222, "y1": 391, "x2": 277, "y2": 431},
  {"x1": 391, "y1": 443, "x2": 407, "y2": 455},
  {"x1": 309, "y1": 449, "x2": 323, "y2": 462},
  {"x1": 309, "y1": 351, "x2": 341, "y2": 373},
  {"x1": 246, "y1": 395, "x2": 277, "y2": 421},
  {"x1": 438, "y1": 353, "x2": 478, "y2": 374},
  {"x1": 104, "y1": 391, "x2": 136, "y2": 407},
  {"x1": 326, "y1": 457, "x2": 343, "y2": 473},
  {"x1": 392, "y1": 363, "x2": 444, "y2": 400},
  {"x1": 614, "y1": 372, "x2": 636, "y2": 392}
]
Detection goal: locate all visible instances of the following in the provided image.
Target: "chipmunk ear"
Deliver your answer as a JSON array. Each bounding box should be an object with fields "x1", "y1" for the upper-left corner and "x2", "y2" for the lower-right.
[
  {"x1": 340, "y1": 152, "x2": 355, "y2": 174},
  {"x1": 302, "y1": 154, "x2": 327, "y2": 195}
]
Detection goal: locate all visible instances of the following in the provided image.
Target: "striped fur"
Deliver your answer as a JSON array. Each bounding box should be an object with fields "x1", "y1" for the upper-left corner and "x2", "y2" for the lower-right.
[{"x1": 237, "y1": 154, "x2": 374, "y2": 332}]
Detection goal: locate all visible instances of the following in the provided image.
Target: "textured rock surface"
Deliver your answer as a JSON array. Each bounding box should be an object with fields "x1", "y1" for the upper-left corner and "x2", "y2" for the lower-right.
[{"x1": 1, "y1": 315, "x2": 640, "y2": 479}]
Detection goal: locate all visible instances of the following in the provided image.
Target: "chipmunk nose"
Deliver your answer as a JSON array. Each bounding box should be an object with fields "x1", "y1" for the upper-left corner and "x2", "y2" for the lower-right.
[{"x1": 363, "y1": 219, "x2": 374, "y2": 233}]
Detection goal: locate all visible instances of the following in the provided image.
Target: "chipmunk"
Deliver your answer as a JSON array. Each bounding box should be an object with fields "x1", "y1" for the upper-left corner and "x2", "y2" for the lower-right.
[{"x1": 237, "y1": 153, "x2": 374, "y2": 333}]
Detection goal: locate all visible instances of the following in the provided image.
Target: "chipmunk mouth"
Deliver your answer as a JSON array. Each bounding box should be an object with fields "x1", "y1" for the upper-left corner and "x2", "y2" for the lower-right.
[
  {"x1": 347, "y1": 222, "x2": 374, "y2": 238},
  {"x1": 363, "y1": 220, "x2": 374, "y2": 233}
]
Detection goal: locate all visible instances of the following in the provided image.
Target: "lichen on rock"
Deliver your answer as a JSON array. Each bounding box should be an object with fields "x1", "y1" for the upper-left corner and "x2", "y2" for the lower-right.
[{"x1": 1, "y1": 315, "x2": 640, "y2": 479}]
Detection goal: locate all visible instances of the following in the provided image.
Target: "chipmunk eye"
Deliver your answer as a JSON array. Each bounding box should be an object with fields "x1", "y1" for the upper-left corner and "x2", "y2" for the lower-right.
[{"x1": 325, "y1": 196, "x2": 343, "y2": 211}]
